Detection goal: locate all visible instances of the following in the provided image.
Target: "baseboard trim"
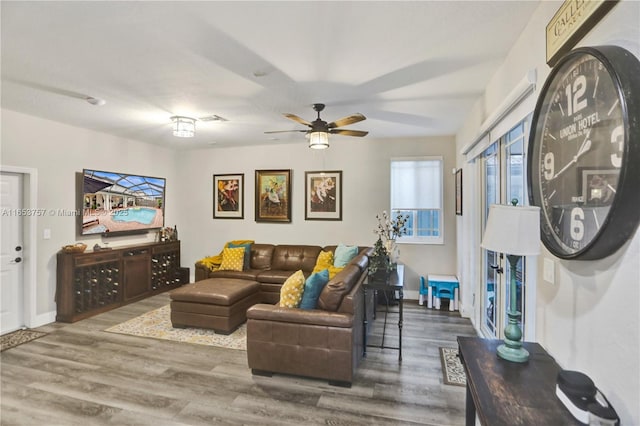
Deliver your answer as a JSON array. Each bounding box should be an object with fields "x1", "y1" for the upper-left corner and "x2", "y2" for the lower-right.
[{"x1": 31, "y1": 311, "x2": 56, "y2": 328}]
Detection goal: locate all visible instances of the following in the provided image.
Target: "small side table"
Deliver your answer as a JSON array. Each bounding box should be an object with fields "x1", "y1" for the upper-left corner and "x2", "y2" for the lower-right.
[
  {"x1": 363, "y1": 264, "x2": 404, "y2": 362},
  {"x1": 458, "y1": 337, "x2": 580, "y2": 426}
]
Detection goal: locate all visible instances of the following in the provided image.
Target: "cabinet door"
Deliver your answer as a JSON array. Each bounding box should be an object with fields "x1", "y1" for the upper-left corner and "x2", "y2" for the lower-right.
[{"x1": 123, "y1": 254, "x2": 150, "y2": 301}]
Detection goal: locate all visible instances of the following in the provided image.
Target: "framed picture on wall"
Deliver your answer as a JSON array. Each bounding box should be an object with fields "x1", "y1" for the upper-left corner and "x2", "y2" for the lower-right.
[
  {"x1": 255, "y1": 169, "x2": 292, "y2": 222},
  {"x1": 213, "y1": 173, "x2": 244, "y2": 219},
  {"x1": 455, "y1": 168, "x2": 463, "y2": 216},
  {"x1": 305, "y1": 170, "x2": 342, "y2": 221}
]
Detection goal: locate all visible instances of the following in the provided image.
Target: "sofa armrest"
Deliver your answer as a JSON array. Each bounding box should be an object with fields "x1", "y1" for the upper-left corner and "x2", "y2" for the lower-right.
[
  {"x1": 194, "y1": 262, "x2": 210, "y2": 282},
  {"x1": 246, "y1": 304, "x2": 353, "y2": 328}
]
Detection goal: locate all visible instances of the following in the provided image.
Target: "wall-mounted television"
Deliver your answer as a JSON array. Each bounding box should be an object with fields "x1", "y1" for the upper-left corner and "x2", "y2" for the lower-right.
[{"x1": 81, "y1": 169, "x2": 166, "y2": 237}]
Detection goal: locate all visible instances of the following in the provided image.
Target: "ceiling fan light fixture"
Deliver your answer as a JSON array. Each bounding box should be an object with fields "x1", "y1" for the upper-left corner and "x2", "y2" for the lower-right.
[
  {"x1": 309, "y1": 131, "x2": 329, "y2": 149},
  {"x1": 171, "y1": 116, "x2": 196, "y2": 138}
]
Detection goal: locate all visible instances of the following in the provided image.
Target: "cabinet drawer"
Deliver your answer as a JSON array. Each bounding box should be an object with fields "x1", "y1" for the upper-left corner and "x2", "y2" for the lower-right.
[
  {"x1": 123, "y1": 248, "x2": 150, "y2": 257},
  {"x1": 74, "y1": 252, "x2": 120, "y2": 266},
  {"x1": 153, "y1": 242, "x2": 179, "y2": 254}
]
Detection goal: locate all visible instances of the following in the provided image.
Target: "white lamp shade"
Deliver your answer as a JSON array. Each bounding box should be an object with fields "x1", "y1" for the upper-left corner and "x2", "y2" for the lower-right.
[
  {"x1": 481, "y1": 204, "x2": 541, "y2": 256},
  {"x1": 308, "y1": 131, "x2": 329, "y2": 149},
  {"x1": 171, "y1": 116, "x2": 196, "y2": 138}
]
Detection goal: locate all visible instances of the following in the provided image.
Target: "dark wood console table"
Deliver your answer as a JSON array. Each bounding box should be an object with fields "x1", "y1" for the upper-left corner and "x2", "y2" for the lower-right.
[
  {"x1": 457, "y1": 336, "x2": 579, "y2": 426},
  {"x1": 56, "y1": 240, "x2": 188, "y2": 322},
  {"x1": 363, "y1": 264, "x2": 404, "y2": 361}
]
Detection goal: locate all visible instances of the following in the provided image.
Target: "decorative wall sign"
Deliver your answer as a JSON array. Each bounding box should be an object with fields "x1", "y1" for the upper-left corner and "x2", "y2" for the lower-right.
[
  {"x1": 305, "y1": 170, "x2": 342, "y2": 221},
  {"x1": 213, "y1": 174, "x2": 244, "y2": 219},
  {"x1": 455, "y1": 169, "x2": 463, "y2": 216},
  {"x1": 546, "y1": 0, "x2": 618, "y2": 67},
  {"x1": 255, "y1": 169, "x2": 292, "y2": 222}
]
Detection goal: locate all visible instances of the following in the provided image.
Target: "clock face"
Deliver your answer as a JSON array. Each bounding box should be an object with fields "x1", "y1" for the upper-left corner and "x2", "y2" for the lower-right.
[{"x1": 528, "y1": 46, "x2": 640, "y2": 259}]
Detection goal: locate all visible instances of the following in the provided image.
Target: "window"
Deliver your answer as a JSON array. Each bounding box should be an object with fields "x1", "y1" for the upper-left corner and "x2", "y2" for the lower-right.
[{"x1": 390, "y1": 157, "x2": 443, "y2": 244}]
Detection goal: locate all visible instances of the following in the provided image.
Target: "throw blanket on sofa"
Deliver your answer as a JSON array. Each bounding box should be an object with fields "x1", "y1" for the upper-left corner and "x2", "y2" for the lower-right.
[{"x1": 198, "y1": 240, "x2": 254, "y2": 271}]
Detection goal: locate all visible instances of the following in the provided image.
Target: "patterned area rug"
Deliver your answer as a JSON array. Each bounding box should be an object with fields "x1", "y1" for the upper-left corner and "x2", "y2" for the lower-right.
[
  {"x1": 105, "y1": 305, "x2": 246, "y2": 350},
  {"x1": 439, "y1": 347, "x2": 467, "y2": 387},
  {"x1": 1, "y1": 329, "x2": 47, "y2": 352}
]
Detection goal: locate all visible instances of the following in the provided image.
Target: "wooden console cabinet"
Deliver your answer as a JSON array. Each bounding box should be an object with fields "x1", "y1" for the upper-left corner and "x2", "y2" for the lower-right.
[{"x1": 56, "y1": 241, "x2": 188, "y2": 323}]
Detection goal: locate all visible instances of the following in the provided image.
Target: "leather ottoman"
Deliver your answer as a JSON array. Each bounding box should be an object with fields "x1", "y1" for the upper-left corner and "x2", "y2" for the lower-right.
[{"x1": 170, "y1": 278, "x2": 261, "y2": 334}]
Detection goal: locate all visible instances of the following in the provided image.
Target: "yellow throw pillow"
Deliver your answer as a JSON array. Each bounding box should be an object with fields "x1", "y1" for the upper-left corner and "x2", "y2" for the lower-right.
[
  {"x1": 218, "y1": 247, "x2": 245, "y2": 271},
  {"x1": 327, "y1": 265, "x2": 345, "y2": 279},
  {"x1": 279, "y1": 270, "x2": 306, "y2": 308},
  {"x1": 313, "y1": 250, "x2": 334, "y2": 274}
]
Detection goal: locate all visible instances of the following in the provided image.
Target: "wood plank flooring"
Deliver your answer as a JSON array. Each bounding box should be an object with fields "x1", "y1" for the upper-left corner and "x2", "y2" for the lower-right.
[{"x1": 0, "y1": 294, "x2": 477, "y2": 425}]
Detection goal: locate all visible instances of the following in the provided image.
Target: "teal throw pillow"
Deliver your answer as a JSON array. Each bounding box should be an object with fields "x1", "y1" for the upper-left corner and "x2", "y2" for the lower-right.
[
  {"x1": 299, "y1": 269, "x2": 330, "y2": 310},
  {"x1": 333, "y1": 243, "x2": 359, "y2": 267},
  {"x1": 228, "y1": 242, "x2": 251, "y2": 270}
]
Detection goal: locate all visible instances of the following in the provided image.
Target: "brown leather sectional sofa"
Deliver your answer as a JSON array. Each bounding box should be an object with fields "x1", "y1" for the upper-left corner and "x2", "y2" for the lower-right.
[{"x1": 194, "y1": 243, "x2": 373, "y2": 386}]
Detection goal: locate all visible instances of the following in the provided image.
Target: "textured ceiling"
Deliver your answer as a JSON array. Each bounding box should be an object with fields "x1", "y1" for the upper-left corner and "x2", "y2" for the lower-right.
[{"x1": 1, "y1": 1, "x2": 540, "y2": 149}]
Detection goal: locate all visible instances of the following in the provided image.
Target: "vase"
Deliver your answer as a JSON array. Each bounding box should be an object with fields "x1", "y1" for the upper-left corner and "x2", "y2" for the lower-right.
[{"x1": 384, "y1": 240, "x2": 400, "y2": 265}]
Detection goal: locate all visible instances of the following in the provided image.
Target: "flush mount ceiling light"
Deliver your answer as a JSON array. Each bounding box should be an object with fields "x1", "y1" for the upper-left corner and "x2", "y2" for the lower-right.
[
  {"x1": 171, "y1": 116, "x2": 196, "y2": 138},
  {"x1": 86, "y1": 96, "x2": 106, "y2": 106},
  {"x1": 308, "y1": 131, "x2": 329, "y2": 149}
]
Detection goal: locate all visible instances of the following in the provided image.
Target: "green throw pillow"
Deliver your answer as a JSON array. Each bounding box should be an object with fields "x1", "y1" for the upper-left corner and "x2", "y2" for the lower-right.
[
  {"x1": 299, "y1": 269, "x2": 330, "y2": 310},
  {"x1": 333, "y1": 243, "x2": 359, "y2": 267}
]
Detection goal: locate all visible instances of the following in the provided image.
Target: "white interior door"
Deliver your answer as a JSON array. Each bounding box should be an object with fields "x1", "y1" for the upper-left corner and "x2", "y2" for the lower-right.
[{"x1": 1, "y1": 172, "x2": 25, "y2": 334}]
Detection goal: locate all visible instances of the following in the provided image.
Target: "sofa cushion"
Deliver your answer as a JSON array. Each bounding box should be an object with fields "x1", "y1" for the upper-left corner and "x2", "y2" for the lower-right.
[
  {"x1": 257, "y1": 270, "x2": 305, "y2": 284},
  {"x1": 271, "y1": 245, "x2": 322, "y2": 272},
  {"x1": 317, "y1": 264, "x2": 361, "y2": 311},
  {"x1": 334, "y1": 243, "x2": 359, "y2": 267},
  {"x1": 278, "y1": 270, "x2": 305, "y2": 308},
  {"x1": 249, "y1": 244, "x2": 275, "y2": 270},
  {"x1": 299, "y1": 269, "x2": 330, "y2": 310},
  {"x1": 209, "y1": 269, "x2": 260, "y2": 281},
  {"x1": 218, "y1": 247, "x2": 245, "y2": 271},
  {"x1": 228, "y1": 242, "x2": 252, "y2": 270}
]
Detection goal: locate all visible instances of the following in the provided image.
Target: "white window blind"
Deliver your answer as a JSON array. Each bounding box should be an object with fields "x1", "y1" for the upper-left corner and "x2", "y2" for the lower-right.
[
  {"x1": 391, "y1": 159, "x2": 441, "y2": 209},
  {"x1": 390, "y1": 157, "x2": 443, "y2": 244}
]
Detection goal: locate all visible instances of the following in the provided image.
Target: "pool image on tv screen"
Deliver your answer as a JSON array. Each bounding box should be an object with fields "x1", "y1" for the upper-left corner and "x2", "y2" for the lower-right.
[{"x1": 82, "y1": 169, "x2": 166, "y2": 236}]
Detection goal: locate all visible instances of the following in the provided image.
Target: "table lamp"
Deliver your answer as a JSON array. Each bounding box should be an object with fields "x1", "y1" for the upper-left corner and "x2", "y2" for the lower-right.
[{"x1": 480, "y1": 201, "x2": 540, "y2": 363}]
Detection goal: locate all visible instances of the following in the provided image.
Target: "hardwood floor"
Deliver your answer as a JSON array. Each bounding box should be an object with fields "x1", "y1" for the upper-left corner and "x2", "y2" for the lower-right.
[{"x1": 1, "y1": 294, "x2": 477, "y2": 425}]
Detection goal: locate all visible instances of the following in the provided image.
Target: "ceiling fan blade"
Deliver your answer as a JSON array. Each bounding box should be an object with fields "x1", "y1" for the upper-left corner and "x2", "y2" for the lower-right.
[
  {"x1": 328, "y1": 113, "x2": 366, "y2": 128},
  {"x1": 330, "y1": 129, "x2": 369, "y2": 137},
  {"x1": 264, "y1": 130, "x2": 308, "y2": 134},
  {"x1": 283, "y1": 113, "x2": 312, "y2": 127}
]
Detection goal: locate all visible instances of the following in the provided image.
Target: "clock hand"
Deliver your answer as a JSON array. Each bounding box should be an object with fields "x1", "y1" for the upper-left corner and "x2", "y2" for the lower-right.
[
  {"x1": 553, "y1": 130, "x2": 593, "y2": 179},
  {"x1": 577, "y1": 129, "x2": 592, "y2": 157},
  {"x1": 553, "y1": 157, "x2": 577, "y2": 179}
]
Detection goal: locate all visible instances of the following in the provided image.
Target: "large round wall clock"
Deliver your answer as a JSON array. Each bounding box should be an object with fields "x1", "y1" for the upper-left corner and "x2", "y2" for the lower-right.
[{"x1": 528, "y1": 45, "x2": 640, "y2": 260}]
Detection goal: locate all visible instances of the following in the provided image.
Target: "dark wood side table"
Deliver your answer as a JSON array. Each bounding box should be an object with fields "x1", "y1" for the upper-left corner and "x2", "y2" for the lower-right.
[
  {"x1": 363, "y1": 264, "x2": 404, "y2": 361},
  {"x1": 457, "y1": 336, "x2": 580, "y2": 426}
]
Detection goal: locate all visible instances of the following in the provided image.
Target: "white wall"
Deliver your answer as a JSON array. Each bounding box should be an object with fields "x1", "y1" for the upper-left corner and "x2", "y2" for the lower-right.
[
  {"x1": 455, "y1": 1, "x2": 640, "y2": 423},
  {"x1": 1, "y1": 108, "x2": 457, "y2": 321},
  {"x1": 1, "y1": 109, "x2": 181, "y2": 319},
  {"x1": 176, "y1": 136, "x2": 457, "y2": 298}
]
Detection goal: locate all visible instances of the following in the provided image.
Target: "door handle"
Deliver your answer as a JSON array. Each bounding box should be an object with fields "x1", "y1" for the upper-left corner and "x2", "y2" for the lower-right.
[
  {"x1": 15, "y1": 246, "x2": 22, "y2": 252},
  {"x1": 11, "y1": 257, "x2": 22, "y2": 263},
  {"x1": 490, "y1": 263, "x2": 503, "y2": 274}
]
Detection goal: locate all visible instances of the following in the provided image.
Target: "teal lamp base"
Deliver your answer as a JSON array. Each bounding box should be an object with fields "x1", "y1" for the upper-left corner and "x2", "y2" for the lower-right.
[
  {"x1": 497, "y1": 309, "x2": 529, "y2": 363},
  {"x1": 497, "y1": 342, "x2": 529, "y2": 363}
]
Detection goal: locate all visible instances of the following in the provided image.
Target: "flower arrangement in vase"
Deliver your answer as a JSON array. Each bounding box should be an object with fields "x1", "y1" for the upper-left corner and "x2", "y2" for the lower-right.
[{"x1": 371, "y1": 211, "x2": 409, "y2": 271}]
